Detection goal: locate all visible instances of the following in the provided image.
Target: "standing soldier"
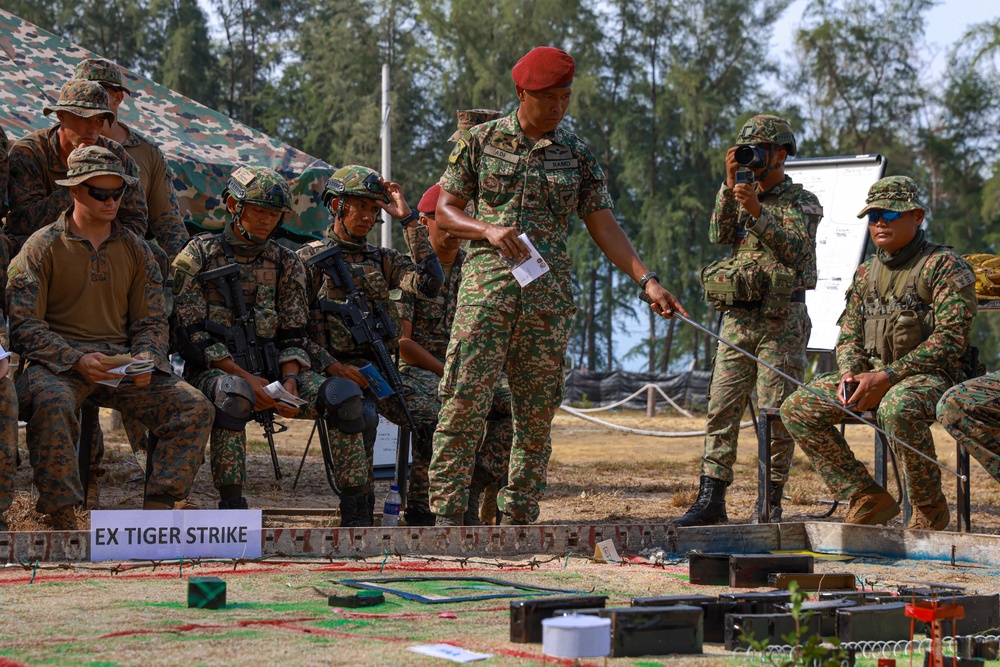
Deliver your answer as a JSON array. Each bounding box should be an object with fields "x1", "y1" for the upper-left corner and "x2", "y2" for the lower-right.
[
  {"x1": 429, "y1": 46, "x2": 686, "y2": 526},
  {"x1": 781, "y1": 176, "x2": 977, "y2": 530},
  {"x1": 674, "y1": 115, "x2": 822, "y2": 527},
  {"x1": 397, "y1": 184, "x2": 513, "y2": 526},
  {"x1": 171, "y1": 166, "x2": 359, "y2": 515},
  {"x1": 74, "y1": 58, "x2": 189, "y2": 276},
  {"x1": 7, "y1": 146, "x2": 212, "y2": 529},
  {"x1": 938, "y1": 373, "x2": 1000, "y2": 485},
  {"x1": 298, "y1": 165, "x2": 444, "y2": 525},
  {"x1": 0, "y1": 127, "x2": 16, "y2": 531},
  {"x1": 6, "y1": 79, "x2": 147, "y2": 250}
]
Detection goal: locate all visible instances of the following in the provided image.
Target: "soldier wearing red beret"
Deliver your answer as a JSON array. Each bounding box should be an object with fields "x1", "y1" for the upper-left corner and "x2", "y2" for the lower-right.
[{"x1": 428, "y1": 46, "x2": 687, "y2": 526}]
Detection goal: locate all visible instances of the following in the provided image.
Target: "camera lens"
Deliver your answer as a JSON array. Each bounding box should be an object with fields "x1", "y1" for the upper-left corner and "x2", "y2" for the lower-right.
[{"x1": 734, "y1": 145, "x2": 767, "y2": 168}]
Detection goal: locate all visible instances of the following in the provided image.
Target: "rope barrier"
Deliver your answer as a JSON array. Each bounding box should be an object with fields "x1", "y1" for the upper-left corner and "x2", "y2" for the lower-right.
[
  {"x1": 567, "y1": 383, "x2": 694, "y2": 418},
  {"x1": 558, "y1": 403, "x2": 752, "y2": 437}
]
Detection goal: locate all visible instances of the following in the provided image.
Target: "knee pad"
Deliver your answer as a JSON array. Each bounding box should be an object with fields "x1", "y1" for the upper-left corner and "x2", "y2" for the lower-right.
[
  {"x1": 212, "y1": 374, "x2": 254, "y2": 431},
  {"x1": 317, "y1": 377, "x2": 365, "y2": 434}
]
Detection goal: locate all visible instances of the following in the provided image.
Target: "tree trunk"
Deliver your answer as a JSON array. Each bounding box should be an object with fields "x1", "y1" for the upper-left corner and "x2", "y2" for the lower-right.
[
  {"x1": 659, "y1": 318, "x2": 675, "y2": 373},
  {"x1": 647, "y1": 309, "x2": 656, "y2": 374},
  {"x1": 605, "y1": 265, "x2": 614, "y2": 369},
  {"x1": 586, "y1": 267, "x2": 597, "y2": 371}
]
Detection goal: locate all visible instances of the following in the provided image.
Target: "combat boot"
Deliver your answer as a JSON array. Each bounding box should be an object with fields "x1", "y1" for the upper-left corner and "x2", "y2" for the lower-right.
[
  {"x1": 49, "y1": 506, "x2": 79, "y2": 530},
  {"x1": 751, "y1": 482, "x2": 785, "y2": 524},
  {"x1": 672, "y1": 476, "x2": 728, "y2": 527},
  {"x1": 500, "y1": 514, "x2": 529, "y2": 526},
  {"x1": 403, "y1": 507, "x2": 435, "y2": 526},
  {"x1": 907, "y1": 497, "x2": 950, "y2": 531},
  {"x1": 435, "y1": 513, "x2": 464, "y2": 526},
  {"x1": 365, "y1": 493, "x2": 376, "y2": 526},
  {"x1": 844, "y1": 483, "x2": 900, "y2": 525},
  {"x1": 463, "y1": 478, "x2": 486, "y2": 527},
  {"x1": 217, "y1": 485, "x2": 248, "y2": 510},
  {"x1": 340, "y1": 493, "x2": 373, "y2": 527},
  {"x1": 84, "y1": 478, "x2": 101, "y2": 510}
]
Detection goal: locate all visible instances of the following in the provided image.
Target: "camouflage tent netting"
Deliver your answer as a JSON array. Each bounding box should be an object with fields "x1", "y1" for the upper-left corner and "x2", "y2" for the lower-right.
[{"x1": 0, "y1": 9, "x2": 333, "y2": 238}]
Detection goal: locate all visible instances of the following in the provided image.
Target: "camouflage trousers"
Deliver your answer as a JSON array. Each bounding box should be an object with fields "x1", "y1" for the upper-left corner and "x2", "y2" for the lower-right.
[
  {"x1": 189, "y1": 368, "x2": 333, "y2": 489},
  {"x1": 400, "y1": 362, "x2": 512, "y2": 516},
  {"x1": 780, "y1": 371, "x2": 949, "y2": 505},
  {"x1": 0, "y1": 377, "x2": 16, "y2": 519},
  {"x1": 429, "y1": 306, "x2": 572, "y2": 522},
  {"x1": 702, "y1": 303, "x2": 810, "y2": 484},
  {"x1": 17, "y1": 365, "x2": 213, "y2": 514},
  {"x1": 938, "y1": 372, "x2": 1000, "y2": 484}
]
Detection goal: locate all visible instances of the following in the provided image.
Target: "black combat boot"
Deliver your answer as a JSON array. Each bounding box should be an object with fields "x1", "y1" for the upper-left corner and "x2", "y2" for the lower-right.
[
  {"x1": 752, "y1": 482, "x2": 785, "y2": 524},
  {"x1": 365, "y1": 493, "x2": 376, "y2": 526},
  {"x1": 217, "y1": 485, "x2": 248, "y2": 510},
  {"x1": 404, "y1": 507, "x2": 436, "y2": 526},
  {"x1": 463, "y1": 474, "x2": 488, "y2": 527},
  {"x1": 340, "y1": 493, "x2": 373, "y2": 527},
  {"x1": 672, "y1": 476, "x2": 728, "y2": 527}
]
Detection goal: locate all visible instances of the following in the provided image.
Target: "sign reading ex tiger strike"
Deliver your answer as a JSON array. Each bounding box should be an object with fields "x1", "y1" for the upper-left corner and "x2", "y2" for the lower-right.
[{"x1": 90, "y1": 510, "x2": 262, "y2": 561}]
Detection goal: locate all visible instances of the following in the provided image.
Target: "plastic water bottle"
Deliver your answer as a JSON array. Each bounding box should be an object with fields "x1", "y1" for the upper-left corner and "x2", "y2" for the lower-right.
[{"x1": 382, "y1": 485, "x2": 401, "y2": 526}]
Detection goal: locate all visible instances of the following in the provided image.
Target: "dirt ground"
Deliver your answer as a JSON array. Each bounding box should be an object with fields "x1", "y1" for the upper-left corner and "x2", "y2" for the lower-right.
[{"x1": 6, "y1": 406, "x2": 999, "y2": 533}]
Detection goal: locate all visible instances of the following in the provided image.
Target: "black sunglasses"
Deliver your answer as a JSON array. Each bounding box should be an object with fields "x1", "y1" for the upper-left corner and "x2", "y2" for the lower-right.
[{"x1": 86, "y1": 184, "x2": 127, "y2": 202}]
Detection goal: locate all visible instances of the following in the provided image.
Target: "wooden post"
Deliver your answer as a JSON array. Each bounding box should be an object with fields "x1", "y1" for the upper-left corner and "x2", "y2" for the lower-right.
[{"x1": 646, "y1": 385, "x2": 656, "y2": 417}]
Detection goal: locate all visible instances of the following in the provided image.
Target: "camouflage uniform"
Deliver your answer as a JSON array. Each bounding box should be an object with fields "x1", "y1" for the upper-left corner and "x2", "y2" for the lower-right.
[
  {"x1": 5, "y1": 80, "x2": 147, "y2": 250},
  {"x1": 7, "y1": 147, "x2": 212, "y2": 516},
  {"x1": 397, "y1": 238, "x2": 513, "y2": 520},
  {"x1": 172, "y1": 229, "x2": 322, "y2": 492},
  {"x1": 701, "y1": 174, "x2": 822, "y2": 486},
  {"x1": 429, "y1": 110, "x2": 613, "y2": 523},
  {"x1": 0, "y1": 126, "x2": 9, "y2": 220},
  {"x1": 0, "y1": 133, "x2": 15, "y2": 526},
  {"x1": 781, "y1": 177, "x2": 977, "y2": 525},
  {"x1": 938, "y1": 373, "x2": 1000, "y2": 484},
  {"x1": 75, "y1": 58, "x2": 189, "y2": 273}
]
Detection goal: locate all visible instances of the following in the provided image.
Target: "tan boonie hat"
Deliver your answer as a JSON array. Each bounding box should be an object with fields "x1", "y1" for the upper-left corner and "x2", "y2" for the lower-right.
[
  {"x1": 54, "y1": 145, "x2": 139, "y2": 187},
  {"x1": 75, "y1": 57, "x2": 132, "y2": 95},
  {"x1": 448, "y1": 109, "x2": 502, "y2": 142},
  {"x1": 43, "y1": 80, "x2": 115, "y2": 121},
  {"x1": 857, "y1": 175, "x2": 927, "y2": 218}
]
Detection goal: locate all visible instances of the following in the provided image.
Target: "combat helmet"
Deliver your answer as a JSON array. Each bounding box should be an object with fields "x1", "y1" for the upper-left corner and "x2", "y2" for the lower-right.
[
  {"x1": 222, "y1": 166, "x2": 292, "y2": 244},
  {"x1": 322, "y1": 165, "x2": 390, "y2": 208},
  {"x1": 736, "y1": 114, "x2": 797, "y2": 156}
]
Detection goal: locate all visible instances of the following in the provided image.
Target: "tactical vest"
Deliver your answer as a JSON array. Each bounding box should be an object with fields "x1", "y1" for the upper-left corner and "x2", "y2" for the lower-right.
[
  {"x1": 860, "y1": 242, "x2": 939, "y2": 365},
  {"x1": 203, "y1": 234, "x2": 283, "y2": 341},
  {"x1": 701, "y1": 190, "x2": 796, "y2": 318}
]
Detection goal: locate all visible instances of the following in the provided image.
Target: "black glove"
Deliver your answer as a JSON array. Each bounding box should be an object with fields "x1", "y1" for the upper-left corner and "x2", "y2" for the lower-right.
[{"x1": 417, "y1": 251, "x2": 445, "y2": 298}]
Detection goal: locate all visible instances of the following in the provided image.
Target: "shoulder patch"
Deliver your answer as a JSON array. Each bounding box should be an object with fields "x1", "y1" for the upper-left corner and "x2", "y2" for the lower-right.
[
  {"x1": 800, "y1": 202, "x2": 824, "y2": 216},
  {"x1": 231, "y1": 167, "x2": 256, "y2": 186},
  {"x1": 306, "y1": 240, "x2": 325, "y2": 249},
  {"x1": 952, "y1": 270, "x2": 976, "y2": 291},
  {"x1": 449, "y1": 139, "x2": 466, "y2": 164}
]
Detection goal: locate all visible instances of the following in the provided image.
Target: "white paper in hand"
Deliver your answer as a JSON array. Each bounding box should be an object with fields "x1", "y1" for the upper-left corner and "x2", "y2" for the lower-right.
[
  {"x1": 263, "y1": 381, "x2": 308, "y2": 409},
  {"x1": 501, "y1": 234, "x2": 549, "y2": 287}
]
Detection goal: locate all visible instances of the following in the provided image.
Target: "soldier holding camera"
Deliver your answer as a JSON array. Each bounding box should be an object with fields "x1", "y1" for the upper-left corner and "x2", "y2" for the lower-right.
[{"x1": 674, "y1": 115, "x2": 822, "y2": 527}]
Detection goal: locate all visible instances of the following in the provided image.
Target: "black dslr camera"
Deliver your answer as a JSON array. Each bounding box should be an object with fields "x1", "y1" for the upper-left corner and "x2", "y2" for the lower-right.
[{"x1": 734, "y1": 144, "x2": 768, "y2": 169}]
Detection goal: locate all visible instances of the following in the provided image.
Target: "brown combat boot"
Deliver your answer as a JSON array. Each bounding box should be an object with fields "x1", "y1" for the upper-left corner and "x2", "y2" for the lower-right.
[
  {"x1": 908, "y1": 498, "x2": 950, "y2": 531},
  {"x1": 844, "y1": 484, "x2": 900, "y2": 525},
  {"x1": 84, "y1": 478, "x2": 101, "y2": 510},
  {"x1": 48, "y1": 507, "x2": 79, "y2": 530},
  {"x1": 435, "y1": 513, "x2": 464, "y2": 526}
]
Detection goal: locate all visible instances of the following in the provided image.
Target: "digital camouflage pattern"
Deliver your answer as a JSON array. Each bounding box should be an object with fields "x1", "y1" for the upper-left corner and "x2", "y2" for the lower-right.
[
  {"x1": 397, "y1": 243, "x2": 513, "y2": 517},
  {"x1": 736, "y1": 114, "x2": 797, "y2": 155},
  {"x1": 224, "y1": 166, "x2": 293, "y2": 212},
  {"x1": 8, "y1": 214, "x2": 212, "y2": 514},
  {"x1": 781, "y1": 241, "x2": 977, "y2": 510},
  {"x1": 429, "y1": 110, "x2": 610, "y2": 522},
  {"x1": 0, "y1": 231, "x2": 14, "y2": 526},
  {"x1": 857, "y1": 175, "x2": 927, "y2": 218},
  {"x1": 323, "y1": 165, "x2": 390, "y2": 205},
  {"x1": 448, "y1": 109, "x2": 503, "y2": 142},
  {"x1": 937, "y1": 373, "x2": 1000, "y2": 485},
  {"x1": 700, "y1": 176, "x2": 821, "y2": 484},
  {"x1": 53, "y1": 144, "x2": 138, "y2": 187},
  {"x1": 172, "y1": 230, "x2": 328, "y2": 489},
  {"x1": 0, "y1": 9, "x2": 333, "y2": 237},
  {"x1": 74, "y1": 57, "x2": 131, "y2": 93},
  {"x1": 41, "y1": 79, "x2": 114, "y2": 121},
  {"x1": 6, "y1": 125, "x2": 147, "y2": 247},
  {"x1": 0, "y1": 125, "x2": 9, "y2": 221}
]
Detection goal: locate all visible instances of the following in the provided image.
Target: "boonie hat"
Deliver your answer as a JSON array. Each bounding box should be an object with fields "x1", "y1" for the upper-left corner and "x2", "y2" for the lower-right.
[
  {"x1": 75, "y1": 58, "x2": 132, "y2": 94},
  {"x1": 54, "y1": 145, "x2": 139, "y2": 187},
  {"x1": 43, "y1": 80, "x2": 115, "y2": 121},
  {"x1": 857, "y1": 175, "x2": 926, "y2": 218}
]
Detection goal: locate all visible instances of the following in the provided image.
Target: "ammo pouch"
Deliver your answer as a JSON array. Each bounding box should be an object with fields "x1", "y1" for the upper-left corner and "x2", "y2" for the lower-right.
[
  {"x1": 761, "y1": 264, "x2": 795, "y2": 319},
  {"x1": 700, "y1": 256, "x2": 767, "y2": 311}
]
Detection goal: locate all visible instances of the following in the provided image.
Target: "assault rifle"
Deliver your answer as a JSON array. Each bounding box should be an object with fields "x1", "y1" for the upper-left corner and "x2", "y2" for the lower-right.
[
  {"x1": 305, "y1": 245, "x2": 426, "y2": 487},
  {"x1": 201, "y1": 262, "x2": 285, "y2": 480}
]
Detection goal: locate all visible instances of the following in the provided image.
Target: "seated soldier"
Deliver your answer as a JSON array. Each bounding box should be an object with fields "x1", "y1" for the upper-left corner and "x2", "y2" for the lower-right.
[
  {"x1": 0, "y1": 127, "x2": 15, "y2": 531},
  {"x1": 298, "y1": 165, "x2": 444, "y2": 525},
  {"x1": 781, "y1": 176, "x2": 977, "y2": 531},
  {"x1": 937, "y1": 373, "x2": 1000, "y2": 484},
  {"x1": 171, "y1": 167, "x2": 368, "y2": 522},
  {"x1": 397, "y1": 184, "x2": 513, "y2": 526},
  {"x1": 7, "y1": 146, "x2": 213, "y2": 529}
]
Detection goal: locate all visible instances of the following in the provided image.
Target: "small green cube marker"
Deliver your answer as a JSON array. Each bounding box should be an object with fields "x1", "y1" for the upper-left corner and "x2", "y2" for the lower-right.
[{"x1": 188, "y1": 576, "x2": 227, "y2": 609}]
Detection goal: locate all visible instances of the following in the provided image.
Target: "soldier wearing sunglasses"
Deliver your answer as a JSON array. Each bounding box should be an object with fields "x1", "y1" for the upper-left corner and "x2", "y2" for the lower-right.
[
  {"x1": 781, "y1": 175, "x2": 978, "y2": 531},
  {"x1": 6, "y1": 146, "x2": 213, "y2": 530}
]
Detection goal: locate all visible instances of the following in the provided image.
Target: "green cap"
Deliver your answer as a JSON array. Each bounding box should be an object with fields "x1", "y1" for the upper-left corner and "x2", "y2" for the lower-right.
[
  {"x1": 54, "y1": 145, "x2": 139, "y2": 187},
  {"x1": 222, "y1": 166, "x2": 292, "y2": 212},
  {"x1": 857, "y1": 176, "x2": 926, "y2": 218},
  {"x1": 43, "y1": 80, "x2": 115, "y2": 121},
  {"x1": 74, "y1": 57, "x2": 132, "y2": 95}
]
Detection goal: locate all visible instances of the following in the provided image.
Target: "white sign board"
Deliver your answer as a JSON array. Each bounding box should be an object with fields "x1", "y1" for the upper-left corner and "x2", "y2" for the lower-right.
[
  {"x1": 90, "y1": 510, "x2": 262, "y2": 561},
  {"x1": 785, "y1": 155, "x2": 887, "y2": 351}
]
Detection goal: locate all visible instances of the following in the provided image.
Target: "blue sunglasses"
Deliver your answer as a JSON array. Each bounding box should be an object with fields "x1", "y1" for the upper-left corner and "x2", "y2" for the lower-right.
[{"x1": 866, "y1": 210, "x2": 905, "y2": 224}]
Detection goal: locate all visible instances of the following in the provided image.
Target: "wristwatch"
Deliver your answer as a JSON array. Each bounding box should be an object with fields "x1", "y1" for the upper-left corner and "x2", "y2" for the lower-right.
[
  {"x1": 639, "y1": 271, "x2": 659, "y2": 291},
  {"x1": 397, "y1": 210, "x2": 419, "y2": 226},
  {"x1": 883, "y1": 368, "x2": 898, "y2": 385}
]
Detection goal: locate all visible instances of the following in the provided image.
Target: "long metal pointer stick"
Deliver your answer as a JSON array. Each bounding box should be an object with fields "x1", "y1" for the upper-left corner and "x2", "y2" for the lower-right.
[{"x1": 643, "y1": 294, "x2": 966, "y2": 482}]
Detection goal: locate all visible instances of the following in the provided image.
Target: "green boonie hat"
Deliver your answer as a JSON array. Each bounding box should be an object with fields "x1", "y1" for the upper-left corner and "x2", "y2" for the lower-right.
[
  {"x1": 222, "y1": 166, "x2": 292, "y2": 212},
  {"x1": 74, "y1": 57, "x2": 132, "y2": 95},
  {"x1": 736, "y1": 114, "x2": 797, "y2": 156},
  {"x1": 448, "y1": 109, "x2": 502, "y2": 142},
  {"x1": 54, "y1": 145, "x2": 139, "y2": 187},
  {"x1": 43, "y1": 80, "x2": 114, "y2": 121},
  {"x1": 322, "y1": 165, "x2": 390, "y2": 206},
  {"x1": 857, "y1": 175, "x2": 926, "y2": 218}
]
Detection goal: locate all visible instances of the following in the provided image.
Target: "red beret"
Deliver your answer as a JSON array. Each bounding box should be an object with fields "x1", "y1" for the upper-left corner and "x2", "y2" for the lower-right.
[
  {"x1": 512, "y1": 46, "x2": 575, "y2": 91},
  {"x1": 417, "y1": 184, "x2": 441, "y2": 215}
]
